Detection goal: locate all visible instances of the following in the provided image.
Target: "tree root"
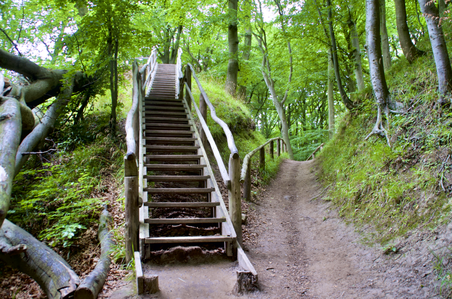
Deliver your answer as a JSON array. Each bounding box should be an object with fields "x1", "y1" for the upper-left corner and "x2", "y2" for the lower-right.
[{"x1": 365, "y1": 105, "x2": 391, "y2": 147}]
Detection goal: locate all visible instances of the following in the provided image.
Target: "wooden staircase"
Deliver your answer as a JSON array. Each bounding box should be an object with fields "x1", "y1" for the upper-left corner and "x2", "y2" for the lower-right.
[{"x1": 139, "y1": 64, "x2": 236, "y2": 258}]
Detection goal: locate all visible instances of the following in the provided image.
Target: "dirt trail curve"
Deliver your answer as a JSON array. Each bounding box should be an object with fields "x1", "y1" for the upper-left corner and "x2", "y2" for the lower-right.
[{"x1": 245, "y1": 159, "x2": 440, "y2": 299}]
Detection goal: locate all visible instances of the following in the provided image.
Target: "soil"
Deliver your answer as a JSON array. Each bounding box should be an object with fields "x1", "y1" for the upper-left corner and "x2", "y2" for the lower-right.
[{"x1": 2, "y1": 158, "x2": 451, "y2": 298}]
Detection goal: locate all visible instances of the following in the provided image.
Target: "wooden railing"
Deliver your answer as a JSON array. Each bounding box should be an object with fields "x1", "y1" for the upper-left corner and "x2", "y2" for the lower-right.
[
  {"x1": 306, "y1": 143, "x2": 324, "y2": 161},
  {"x1": 180, "y1": 63, "x2": 242, "y2": 245},
  {"x1": 240, "y1": 137, "x2": 286, "y2": 202},
  {"x1": 124, "y1": 49, "x2": 158, "y2": 262}
]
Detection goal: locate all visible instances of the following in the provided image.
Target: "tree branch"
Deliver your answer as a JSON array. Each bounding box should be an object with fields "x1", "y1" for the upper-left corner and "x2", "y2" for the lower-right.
[{"x1": 0, "y1": 29, "x2": 22, "y2": 56}]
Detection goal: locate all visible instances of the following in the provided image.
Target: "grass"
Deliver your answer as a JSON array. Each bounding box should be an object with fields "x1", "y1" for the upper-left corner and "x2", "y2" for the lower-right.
[{"x1": 317, "y1": 51, "x2": 452, "y2": 246}]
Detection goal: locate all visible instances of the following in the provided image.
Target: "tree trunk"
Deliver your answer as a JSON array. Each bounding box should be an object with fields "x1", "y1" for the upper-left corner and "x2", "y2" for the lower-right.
[
  {"x1": 238, "y1": 28, "x2": 252, "y2": 100},
  {"x1": 327, "y1": 0, "x2": 354, "y2": 110},
  {"x1": 0, "y1": 98, "x2": 22, "y2": 228},
  {"x1": 109, "y1": 37, "x2": 119, "y2": 137},
  {"x1": 225, "y1": 0, "x2": 239, "y2": 97},
  {"x1": 15, "y1": 78, "x2": 75, "y2": 176},
  {"x1": 366, "y1": 0, "x2": 391, "y2": 143},
  {"x1": 380, "y1": 0, "x2": 391, "y2": 71},
  {"x1": 0, "y1": 219, "x2": 80, "y2": 299},
  {"x1": 394, "y1": 0, "x2": 424, "y2": 63},
  {"x1": 418, "y1": 0, "x2": 452, "y2": 95},
  {"x1": 328, "y1": 49, "x2": 335, "y2": 139},
  {"x1": 349, "y1": 20, "x2": 365, "y2": 91},
  {"x1": 169, "y1": 25, "x2": 183, "y2": 64}
]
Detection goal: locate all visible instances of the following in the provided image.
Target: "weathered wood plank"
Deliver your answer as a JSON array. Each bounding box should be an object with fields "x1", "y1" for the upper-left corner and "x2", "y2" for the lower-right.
[
  {"x1": 145, "y1": 217, "x2": 226, "y2": 224},
  {"x1": 144, "y1": 202, "x2": 220, "y2": 208},
  {"x1": 144, "y1": 187, "x2": 214, "y2": 194},
  {"x1": 144, "y1": 235, "x2": 233, "y2": 244}
]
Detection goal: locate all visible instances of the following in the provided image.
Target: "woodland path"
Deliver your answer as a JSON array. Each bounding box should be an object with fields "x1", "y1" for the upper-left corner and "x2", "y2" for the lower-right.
[{"x1": 244, "y1": 159, "x2": 438, "y2": 299}]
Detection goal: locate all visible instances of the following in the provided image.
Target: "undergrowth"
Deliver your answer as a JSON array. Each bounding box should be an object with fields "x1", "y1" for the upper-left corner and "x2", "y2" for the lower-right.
[
  {"x1": 318, "y1": 54, "x2": 452, "y2": 246},
  {"x1": 10, "y1": 112, "x2": 125, "y2": 248}
]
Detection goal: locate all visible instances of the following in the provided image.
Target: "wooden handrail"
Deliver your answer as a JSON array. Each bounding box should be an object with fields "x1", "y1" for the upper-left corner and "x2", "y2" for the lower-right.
[
  {"x1": 306, "y1": 143, "x2": 324, "y2": 161},
  {"x1": 240, "y1": 137, "x2": 284, "y2": 182},
  {"x1": 185, "y1": 83, "x2": 231, "y2": 187},
  {"x1": 175, "y1": 48, "x2": 183, "y2": 98},
  {"x1": 186, "y1": 63, "x2": 238, "y2": 155},
  {"x1": 240, "y1": 137, "x2": 286, "y2": 202},
  {"x1": 125, "y1": 61, "x2": 140, "y2": 168}
]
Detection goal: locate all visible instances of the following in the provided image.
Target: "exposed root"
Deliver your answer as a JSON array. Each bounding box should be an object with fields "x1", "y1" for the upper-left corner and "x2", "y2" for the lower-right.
[{"x1": 365, "y1": 105, "x2": 391, "y2": 147}]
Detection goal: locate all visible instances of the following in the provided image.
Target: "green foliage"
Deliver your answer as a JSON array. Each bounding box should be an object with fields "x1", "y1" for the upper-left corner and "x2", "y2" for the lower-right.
[{"x1": 10, "y1": 136, "x2": 123, "y2": 247}]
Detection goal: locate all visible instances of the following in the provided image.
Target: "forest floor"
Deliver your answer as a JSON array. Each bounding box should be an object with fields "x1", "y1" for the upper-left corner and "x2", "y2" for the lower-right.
[{"x1": 2, "y1": 159, "x2": 450, "y2": 298}]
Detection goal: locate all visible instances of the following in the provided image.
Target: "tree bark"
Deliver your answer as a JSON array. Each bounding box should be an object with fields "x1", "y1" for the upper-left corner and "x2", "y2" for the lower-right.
[
  {"x1": 225, "y1": 0, "x2": 239, "y2": 97},
  {"x1": 366, "y1": 0, "x2": 391, "y2": 144},
  {"x1": 238, "y1": 28, "x2": 252, "y2": 100},
  {"x1": 418, "y1": 0, "x2": 452, "y2": 95},
  {"x1": 380, "y1": 0, "x2": 391, "y2": 71},
  {"x1": 15, "y1": 77, "x2": 76, "y2": 176},
  {"x1": 75, "y1": 208, "x2": 113, "y2": 299},
  {"x1": 328, "y1": 49, "x2": 335, "y2": 139},
  {"x1": 0, "y1": 98, "x2": 22, "y2": 228},
  {"x1": 349, "y1": 20, "x2": 365, "y2": 91},
  {"x1": 327, "y1": 0, "x2": 354, "y2": 110},
  {"x1": 394, "y1": 0, "x2": 425, "y2": 63},
  {"x1": 0, "y1": 220, "x2": 80, "y2": 299}
]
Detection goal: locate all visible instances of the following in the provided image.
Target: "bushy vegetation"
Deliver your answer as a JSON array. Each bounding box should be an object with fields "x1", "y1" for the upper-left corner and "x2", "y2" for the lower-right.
[{"x1": 318, "y1": 54, "x2": 452, "y2": 245}]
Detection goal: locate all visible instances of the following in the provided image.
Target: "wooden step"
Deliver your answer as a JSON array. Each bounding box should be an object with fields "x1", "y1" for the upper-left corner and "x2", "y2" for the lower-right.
[
  {"x1": 145, "y1": 123, "x2": 191, "y2": 129},
  {"x1": 145, "y1": 218, "x2": 226, "y2": 224},
  {"x1": 144, "y1": 130, "x2": 193, "y2": 136},
  {"x1": 144, "y1": 116, "x2": 189, "y2": 123},
  {"x1": 143, "y1": 106, "x2": 185, "y2": 111},
  {"x1": 145, "y1": 175, "x2": 210, "y2": 182},
  {"x1": 144, "y1": 145, "x2": 199, "y2": 152},
  {"x1": 144, "y1": 137, "x2": 196, "y2": 144},
  {"x1": 145, "y1": 164, "x2": 205, "y2": 170},
  {"x1": 144, "y1": 98, "x2": 181, "y2": 102},
  {"x1": 144, "y1": 102, "x2": 183, "y2": 107},
  {"x1": 144, "y1": 202, "x2": 219, "y2": 208},
  {"x1": 145, "y1": 155, "x2": 202, "y2": 161},
  {"x1": 144, "y1": 110, "x2": 187, "y2": 117},
  {"x1": 144, "y1": 187, "x2": 215, "y2": 194},
  {"x1": 143, "y1": 235, "x2": 233, "y2": 244}
]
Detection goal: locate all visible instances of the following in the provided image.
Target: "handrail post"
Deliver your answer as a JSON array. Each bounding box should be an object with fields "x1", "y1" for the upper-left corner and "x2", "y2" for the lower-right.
[
  {"x1": 199, "y1": 94, "x2": 207, "y2": 147},
  {"x1": 259, "y1": 147, "x2": 265, "y2": 171},
  {"x1": 244, "y1": 164, "x2": 251, "y2": 202},
  {"x1": 185, "y1": 66, "x2": 192, "y2": 110},
  {"x1": 125, "y1": 154, "x2": 139, "y2": 262},
  {"x1": 228, "y1": 153, "x2": 242, "y2": 246},
  {"x1": 277, "y1": 139, "x2": 281, "y2": 156},
  {"x1": 270, "y1": 140, "x2": 274, "y2": 159}
]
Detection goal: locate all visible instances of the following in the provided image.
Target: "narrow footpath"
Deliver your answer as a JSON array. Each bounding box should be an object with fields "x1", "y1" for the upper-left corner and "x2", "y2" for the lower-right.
[{"x1": 245, "y1": 159, "x2": 439, "y2": 299}]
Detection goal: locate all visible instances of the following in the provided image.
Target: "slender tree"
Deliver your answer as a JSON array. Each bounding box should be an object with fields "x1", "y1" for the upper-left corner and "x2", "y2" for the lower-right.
[
  {"x1": 225, "y1": 0, "x2": 239, "y2": 96},
  {"x1": 380, "y1": 0, "x2": 392, "y2": 71},
  {"x1": 418, "y1": 0, "x2": 452, "y2": 97},
  {"x1": 394, "y1": 0, "x2": 424, "y2": 63}
]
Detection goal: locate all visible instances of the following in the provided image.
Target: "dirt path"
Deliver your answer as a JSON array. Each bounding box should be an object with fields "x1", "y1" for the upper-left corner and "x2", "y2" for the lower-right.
[{"x1": 244, "y1": 159, "x2": 441, "y2": 298}]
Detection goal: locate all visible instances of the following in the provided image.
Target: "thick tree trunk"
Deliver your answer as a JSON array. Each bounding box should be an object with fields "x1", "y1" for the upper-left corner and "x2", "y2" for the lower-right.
[
  {"x1": 394, "y1": 0, "x2": 425, "y2": 63},
  {"x1": 380, "y1": 0, "x2": 391, "y2": 71},
  {"x1": 328, "y1": 49, "x2": 335, "y2": 139},
  {"x1": 75, "y1": 208, "x2": 113, "y2": 299},
  {"x1": 225, "y1": 0, "x2": 239, "y2": 97},
  {"x1": 349, "y1": 20, "x2": 365, "y2": 91},
  {"x1": 0, "y1": 220, "x2": 80, "y2": 299},
  {"x1": 366, "y1": 0, "x2": 391, "y2": 144},
  {"x1": 327, "y1": 0, "x2": 354, "y2": 110},
  {"x1": 169, "y1": 25, "x2": 183, "y2": 64},
  {"x1": 418, "y1": 0, "x2": 452, "y2": 95},
  {"x1": 0, "y1": 98, "x2": 22, "y2": 228},
  {"x1": 238, "y1": 28, "x2": 252, "y2": 100}
]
